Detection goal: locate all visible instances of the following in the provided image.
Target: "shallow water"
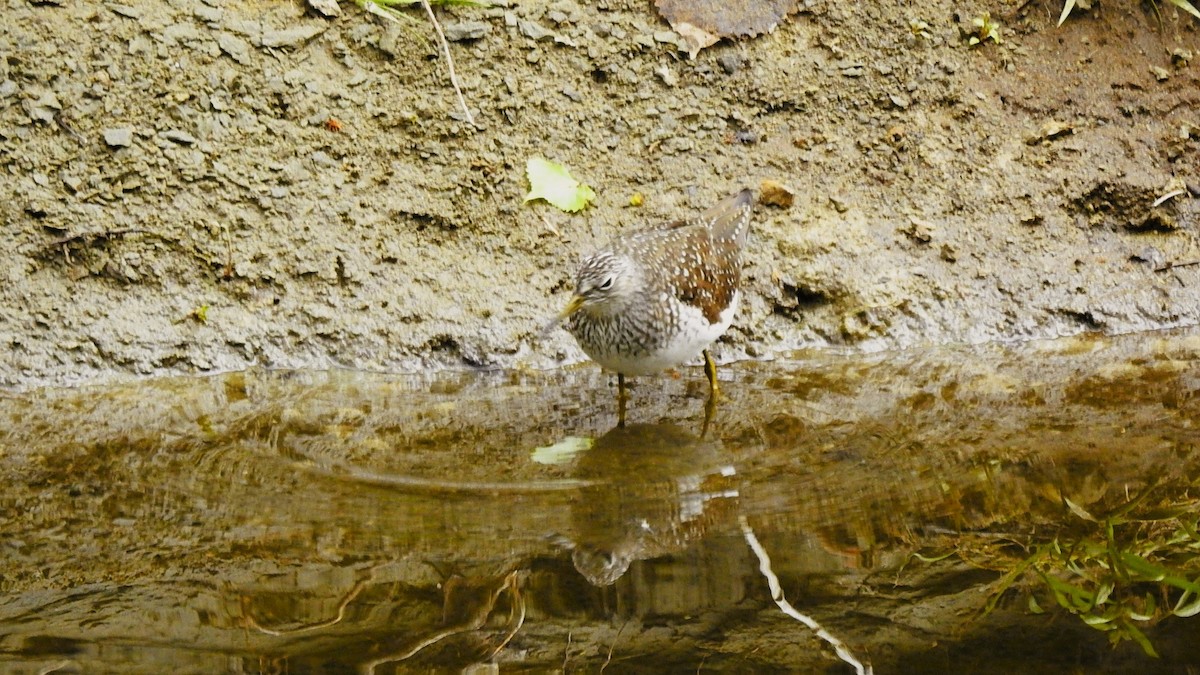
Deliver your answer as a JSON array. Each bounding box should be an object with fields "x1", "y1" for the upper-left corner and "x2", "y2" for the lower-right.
[{"x1": 2, "y1": 329, "x2": 1199, "y2": 673}]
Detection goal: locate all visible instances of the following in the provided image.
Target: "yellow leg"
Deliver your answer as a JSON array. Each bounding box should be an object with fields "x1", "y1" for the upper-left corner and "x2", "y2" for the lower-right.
[{"x1": 703, "y1": 349, "x2": 720, "y2": 398}]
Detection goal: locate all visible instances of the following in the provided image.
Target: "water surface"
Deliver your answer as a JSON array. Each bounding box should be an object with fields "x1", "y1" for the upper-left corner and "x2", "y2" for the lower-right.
[{"x1": 2, "y1": 330, "x2": 1199, "y2": 673}]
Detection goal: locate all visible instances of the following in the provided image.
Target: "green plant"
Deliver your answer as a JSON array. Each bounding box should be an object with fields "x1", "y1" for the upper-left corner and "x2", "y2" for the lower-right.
[
  {"x1": 984, "y1": 488, "x2": 1200, "y2": 656},
  {"x1": 969, "y1": 12, "x2": 1002, "y2": 46}
]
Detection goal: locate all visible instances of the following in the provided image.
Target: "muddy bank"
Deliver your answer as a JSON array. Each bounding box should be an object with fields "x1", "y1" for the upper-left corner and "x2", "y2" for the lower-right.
[{"x1": 1, "y1": 0, "x2": 1199, "y2": 387}]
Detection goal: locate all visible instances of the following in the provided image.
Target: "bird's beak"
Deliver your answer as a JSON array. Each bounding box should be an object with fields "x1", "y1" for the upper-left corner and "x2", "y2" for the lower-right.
[{"x1": 540, "y1": 294, "x2": 584, "y2": 338}]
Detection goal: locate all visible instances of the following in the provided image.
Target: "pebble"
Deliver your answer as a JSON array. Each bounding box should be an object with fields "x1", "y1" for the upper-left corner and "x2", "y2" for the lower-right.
[
  {"x1": 307, "y1": 0, "x2": 341, "y2": 18},
  {"x1": 108, "y1": 3, "x2": 140, "y2": 18},
  {"x1": 518, "y1": 19, "x2": 555, "y2": 41},
  {"x1": 104, "y1": 127, "x2": 134, "y2": 147},
  {"x1": 161, "y1": 129, "x2": 198, "y2": 145},
  {"x1": 216, "y1": 32, "x2": 251, "y2": 64},
  {"x1": 193, "y1": 5, "x2": 223, "y2": 24},
  {"x1": 22, "y1": 90, "x2": 61, "y2": 123},
  {"x1": 261, "y1": 24, "x2": 327, "y2": 49},
  {"x1": 759, "y1": 179, "x2": 795, "y2": 208},
  {"x1": 717, "y1": 53, "x2": 743, "y2": 75},
  {"x1": 444, "y1": 21, "x2": 491, "y2": 42},
  {"x1": 160, "y1": 22, "x2": 202, "y2": 45}
]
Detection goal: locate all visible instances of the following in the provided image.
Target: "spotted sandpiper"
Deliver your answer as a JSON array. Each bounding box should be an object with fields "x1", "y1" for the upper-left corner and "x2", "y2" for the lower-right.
[{"x1": 544, "y1": 188, "x2": 755, "y2": 413}]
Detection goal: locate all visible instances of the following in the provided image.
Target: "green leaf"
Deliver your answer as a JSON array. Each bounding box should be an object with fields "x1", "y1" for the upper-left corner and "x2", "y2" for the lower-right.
[
  {"x1": 1173, "y1": 588, "x2": 1200, "y2": 617},
  {"x1": 1120, "y1": 619, "x2": 1161, "y2": 658},
  {"x1": 525, "y1": 157, "x2": 596, "y2": 212},
  {"x1": 1167, "y1": 0, "x2": 1200, "y2": 21}
]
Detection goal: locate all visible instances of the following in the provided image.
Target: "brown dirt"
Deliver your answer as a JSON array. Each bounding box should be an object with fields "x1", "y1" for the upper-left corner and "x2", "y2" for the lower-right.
[{"x1": 1, "y1": 0, "x2": 1198, "y2": 387}]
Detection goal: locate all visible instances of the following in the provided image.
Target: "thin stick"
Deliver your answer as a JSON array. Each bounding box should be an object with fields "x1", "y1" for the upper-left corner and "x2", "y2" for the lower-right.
[
  {"x1": 738, "y1": 515, "x2": 873, "y2": 675},
  {"x1": 1155, "y1": 260, "x2": 1200, "y2": 273},
  {"x1": 599, "y1": 619, "x2": 628, "y2": 674},
  {"x1": 421, "y1": 0, "x2": 475, "y2": 126}
]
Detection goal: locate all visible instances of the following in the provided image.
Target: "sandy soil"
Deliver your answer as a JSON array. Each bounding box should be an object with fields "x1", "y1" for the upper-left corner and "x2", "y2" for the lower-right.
[{"x1": 1, "y1": 0, "x2": 1199, "y2": 387}]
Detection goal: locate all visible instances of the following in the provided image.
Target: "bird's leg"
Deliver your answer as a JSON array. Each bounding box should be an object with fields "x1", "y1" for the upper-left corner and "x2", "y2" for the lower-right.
[
  {"x1": 699, "y1": 349, "x2": 719, "y2": 438},
  {"x1": 703, "y1": 349, "x2": 720, "y2": 398},
  {"x1": 617, "y1": 373, "x2": 628, "y2": 427},
  {"x1": 700, "y1": 390, "x2": 717, "y2": 439}
]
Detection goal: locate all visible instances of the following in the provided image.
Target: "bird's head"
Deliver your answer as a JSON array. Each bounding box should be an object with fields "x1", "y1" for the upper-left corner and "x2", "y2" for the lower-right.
[{"x1": 541, "y1": 251, "x2": 640, "y2": 337}]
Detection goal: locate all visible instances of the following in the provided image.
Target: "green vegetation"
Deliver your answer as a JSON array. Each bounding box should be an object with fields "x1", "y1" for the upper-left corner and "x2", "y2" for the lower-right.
[
  {"x1": 982, "y1": 484, "x2": 1200, "y2": 656},
  {"x1": 969, "y1": 12, "x2": 1002, "y2": 46}
]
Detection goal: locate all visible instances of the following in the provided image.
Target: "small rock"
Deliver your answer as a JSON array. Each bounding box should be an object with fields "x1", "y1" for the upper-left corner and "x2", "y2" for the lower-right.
[
  {"x1": 653, "y1": 30, "x2": 677, "y2": 44},
  {"x1": 734, "y1": 130, "x2": 759, "y2": 144},
  {"x1": 216, "y1": 32, "x2": 251, "y2": 64},
  {"x1": 900, "y1": 217, "x2": 934, "y2": 244},
  {"x1": 193, "y1": 5, "x2": 223, "y2": 23},
  {"x1": 109, "y1": 4, "x2": 140, "y2": 18},
  {"x1": 561, "y1": 87, "x2": 582, "y2": 102},
  {"x1": 716, "y1": 53, "x2": 743, "y2": 75},
  {"x1": 0, "y1": 80, "x2": 17, "y2": 99},
  {"x1": 444, "y1": 21, "x2": 491, "y2": 42},
  {"x1": 1025, "y1": 119, "x2": 1073, "y2": 145},
  {"x1": 674, "y1": 22, "x2": 718, "y2": 58},
  {"x1": 379, "y1": 24, "x2": 403, "y2": 56},
  {"x1": 22, "y1": 90, "x2": 61, "y2": 123},
  {"x1": 759, "y1": 179, "x2": 794, "y2": 208},
  {"x1": 546, "y1": 9, "x2": 569, "y2": 25},
  {"x1": 518, "y1": 19, "x2": 555, "y2": 41},
  {"x1": 829, "y1": 194, "x2": 850, "y2": 213},
  {"x1": 61, "y1": 173, "x2": 83, "y2": 193},
  {"x1": 159, "y1": 22, "x2": 202, "y2": 45},
  {"x1": 1172, "y1": 47, "x2": 1192, "y2": 67},
  {"x1": 161, "y1": 129, "x2": 198, "y2": 145},
  {"x1": 261, "y1": 24, "x2": 327, "y2": 49},
  {"x1": 1130, "y1": 246, "x2": 1165, "y2": 268},
  {"x1": 655, "y1": 65, "x2": 677, "y2": 86},
  {"x1": 104, "y1": 127, "x2": 134, "y2": 148},
  {"x1": 307, "y1": 0, "x2": 341, "y2": 18},
  {"x1": 889, "y1": 93, "x2": 910, "y2": 109},
  {"x1": 1151, "y1": 65, "x2": 1170, "y2": 81}
]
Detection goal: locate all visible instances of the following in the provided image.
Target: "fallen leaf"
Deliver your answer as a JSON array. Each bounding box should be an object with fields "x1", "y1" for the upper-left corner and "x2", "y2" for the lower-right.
[{"x1": 525, "y1": 158, "x2": 595, "y2": 213}]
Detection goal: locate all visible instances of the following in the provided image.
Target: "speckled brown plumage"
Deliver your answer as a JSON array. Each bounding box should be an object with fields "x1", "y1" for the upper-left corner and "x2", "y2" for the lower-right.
[{"x1": 551, "y1": 189, "x2": 755, "y2": 381}]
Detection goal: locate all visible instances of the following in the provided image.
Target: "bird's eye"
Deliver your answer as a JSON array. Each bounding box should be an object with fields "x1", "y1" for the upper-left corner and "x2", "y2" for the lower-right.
[{"x1": 598, "y1": 276, "x2": 614, "y2": 291}]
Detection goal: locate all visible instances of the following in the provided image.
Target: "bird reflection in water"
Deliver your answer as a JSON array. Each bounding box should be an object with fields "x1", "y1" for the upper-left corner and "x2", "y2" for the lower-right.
[{"x1": 555, "y1": 422, "x2": 741, "y2": 586}]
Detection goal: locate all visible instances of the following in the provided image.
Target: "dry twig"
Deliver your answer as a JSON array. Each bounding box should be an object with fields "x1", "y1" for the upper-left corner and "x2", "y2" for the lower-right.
[{"x1": 421, "y1": 0, "x2": 475, "y2": 126}]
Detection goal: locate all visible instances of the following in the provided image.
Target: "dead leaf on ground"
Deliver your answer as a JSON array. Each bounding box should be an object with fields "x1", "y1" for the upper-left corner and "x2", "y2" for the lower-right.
[{"x1": 655, "y1": 0, "x2": 800, "y2": 44}]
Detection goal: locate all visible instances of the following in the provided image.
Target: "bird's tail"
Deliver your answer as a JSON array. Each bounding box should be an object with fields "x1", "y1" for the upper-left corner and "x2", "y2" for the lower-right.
[{"x1": 704, "y1": 188, "x2": 756, "y2": 245}]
